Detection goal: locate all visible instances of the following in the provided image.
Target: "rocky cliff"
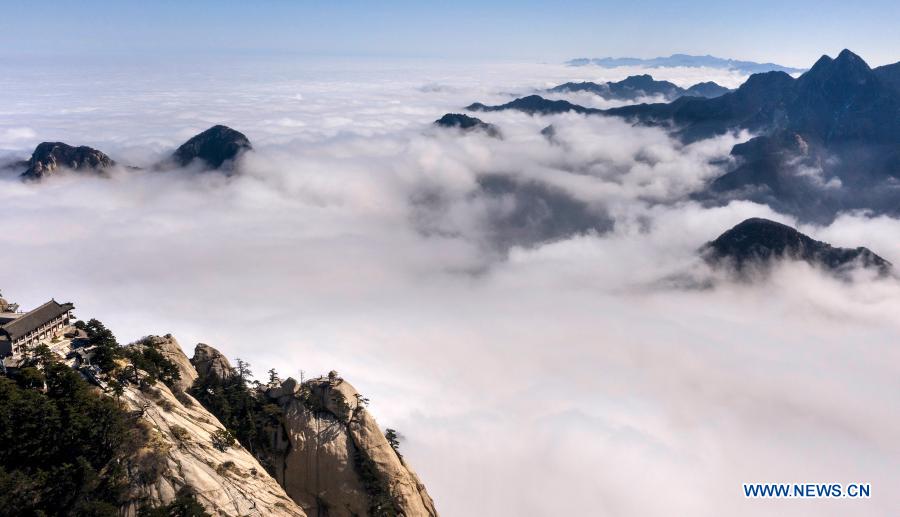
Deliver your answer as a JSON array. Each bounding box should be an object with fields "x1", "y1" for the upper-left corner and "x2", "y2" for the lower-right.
[
  {"x1": 191, "y1": 342, "x2": 235, "y2": 381},
  {"x1": 190, "y1": 344, "x2": 438, "y2": 517},
  {"x1": 119, "y1": 336, "x2": 306, "y2": 516},
  {"x1": 20, "y1": 141, "x2": 115, "y2": 180},
  {"x1": 0, "y1": 321, "x2": 436, "y2": 516},
  {"x1": 169, "y1": 125, "x2": 252, "y2": 171},
  {"x1": 262, "y1": 376, "x2": 438, "y2": 517}
]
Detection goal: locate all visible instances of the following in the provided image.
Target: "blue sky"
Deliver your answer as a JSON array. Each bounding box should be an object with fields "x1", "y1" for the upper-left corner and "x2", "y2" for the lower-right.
[{"x1": 1, "y1": 0, "x2": 898, "y2": 66}]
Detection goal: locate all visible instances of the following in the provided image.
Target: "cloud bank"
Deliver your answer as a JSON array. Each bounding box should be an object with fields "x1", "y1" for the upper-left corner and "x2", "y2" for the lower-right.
[{"x1": 1, "y1": 56, "x2": 898, "y2": 516}]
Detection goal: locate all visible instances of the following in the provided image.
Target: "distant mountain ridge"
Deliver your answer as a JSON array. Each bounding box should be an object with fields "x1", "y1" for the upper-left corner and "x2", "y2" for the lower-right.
[
  {"x1": 605, "y1": 49, "x2": 900, "y2": 222},
  {"x1": 467, "y1": 49, "x2": 900, "y2": 223},
  {"x1": 548, "y1": 74, "x2": 731, "y2": 101},
  {"x1": 467, "y1": 95, "x2": 598, "y2": 116},
  {"x1": 567, "y1": 53, "x2": 804, "y2": 74}
]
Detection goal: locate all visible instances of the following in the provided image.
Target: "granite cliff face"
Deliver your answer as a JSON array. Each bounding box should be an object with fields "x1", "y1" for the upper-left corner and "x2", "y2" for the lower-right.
[
  {"x1": 119, "y1": 337, "x2": 306, "y2": 516},
  {"x1": 260, "y1": 376, "x2": 438, "y2": 517},
  {"x1": 189, "y1": 343, "x2": 438, "y2": 517},
  {"x1": 1, "y1": 324, "x2": 436, "y2": 516},
  {"x1": 122, "y1": 337, "x2": 439, "y2": 516},
  {"x1": 185, "y1": 344, "x2": 437, "y2": 517},
  {"x1": 191, "y1": 342, "x2": 235, "y2": 380}
]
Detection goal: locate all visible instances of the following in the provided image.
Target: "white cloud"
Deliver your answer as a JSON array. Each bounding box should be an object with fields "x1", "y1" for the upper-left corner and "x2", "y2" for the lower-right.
[
  {"x1": 0, "y1": 127, "x2": 37, "y2": 149},
  {"x1": 0, "y1": 56, "x2": 897, "y2": 516}
]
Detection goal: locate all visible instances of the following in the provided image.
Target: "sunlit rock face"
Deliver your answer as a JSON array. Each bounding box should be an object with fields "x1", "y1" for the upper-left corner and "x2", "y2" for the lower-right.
[
  {"x1": 117, "y1": 337, "x2": 306, "y2": 516},
  {"x1": 189, "y1": 343, "x2": 439, "y2": 517},
  {"x1": 191, "y1": 342, "x2": 235, "y2": 380},
  {"x1": 132, "y1": 334, "x2": 198, "y2": 392},
  {"x1": 263, "y1": 376, "x2": 439, "y2": 517}
]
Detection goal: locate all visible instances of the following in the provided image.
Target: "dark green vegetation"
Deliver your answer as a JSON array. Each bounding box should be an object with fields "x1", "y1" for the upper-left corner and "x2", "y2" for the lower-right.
[
  {"x1": 74, "y1": 319, "x2": 121, "y2": 373},
  {"x1": 137, "y1": 488, "x2": 211, "y2": 517},
  {"x1": 189, "y1": 359, "x2": 285, "y2": 473},
  {"x1": 0, "y1": 320, "x2": 206, "y2": 516},
  {"x1": 384, "y1": 429, "x2": 402, "y2": 458},
  {"x1": 123, "y1": 337, "x2": 182, "y2": 389},
  {"x1": 353, "y1": 446, "x2": 402, "y2": 517},
  {"x1": 74, "y1": 320, "x2": 182, "y2": 390},
  {"x1": 210, "y1": 429, "x2": 237, "y2": 452},
  {"x1": 0, "y1": 354, "x2": 158, "y2": 515}
]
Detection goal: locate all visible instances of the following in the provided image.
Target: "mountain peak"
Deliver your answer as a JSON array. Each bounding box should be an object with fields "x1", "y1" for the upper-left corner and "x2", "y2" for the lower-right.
[
  {"x1": 802, "y1": 49, "x2": 873, "y2": 81},
  {"x1": 836, "y1": 48, "x2": 866, "y2": 65},
  {"x1": 809, "y1": 54, "x2": 834, "y2": 72},
  {"x1": 732, "y1": 71, "x2": 795, "y2": 101},
  {"x1": 21, "y1": 142, "x2": 115, "y2": 180},
  {"x1": 702, "y1": 218, "x2": 891, "y2": 275},
  {"x1": 434, "y1": 113, "x2": 501, "y2": 137},
  {"x1": 171, "y1": 125, "x2": 252, "y2": 171}
]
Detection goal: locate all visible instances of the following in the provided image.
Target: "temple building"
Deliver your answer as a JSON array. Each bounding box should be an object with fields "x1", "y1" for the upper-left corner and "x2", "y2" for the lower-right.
[{"x1": 0, "y1": 299, "x2": 75, "y2": 358}]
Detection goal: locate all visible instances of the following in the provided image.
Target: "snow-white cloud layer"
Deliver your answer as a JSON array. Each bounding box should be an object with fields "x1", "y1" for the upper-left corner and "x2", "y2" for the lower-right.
[{"x1": 1, "y1": 56, "x2": 898, "y2": 516}]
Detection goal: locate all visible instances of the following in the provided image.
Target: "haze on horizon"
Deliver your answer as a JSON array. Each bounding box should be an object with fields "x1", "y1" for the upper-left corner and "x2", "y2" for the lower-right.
[{"x1": 1, "y1": 0, "x2": 899, "y2": 67}]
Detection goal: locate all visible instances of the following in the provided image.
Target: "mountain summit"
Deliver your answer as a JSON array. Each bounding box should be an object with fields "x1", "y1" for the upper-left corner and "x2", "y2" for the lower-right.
[
  {"x1": 702, "y1": 218, "x2": 891, "y2": 275},
  {"x1": 20, "y1": 142, "x2": 115, "y2": 180},
  {"x1": 434, "y1": 113, "x2": 501, "y2": 137},
  {"x1": 170, "y1": 125, "x2": 252, "y2": 171},
  {"x1": 600, "y1": 50, "x2": 900, "y2": 222}
]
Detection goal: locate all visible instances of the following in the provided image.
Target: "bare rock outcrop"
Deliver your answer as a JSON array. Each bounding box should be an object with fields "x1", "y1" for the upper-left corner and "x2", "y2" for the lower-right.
[
  {"x1": 192, "y1": 342, "x2": 235, "y2": 380},
  {"x1": 169, "y1": 125, "x2": 252, "y2": 171},
  {"x1": 264, "y1": 376, "x2": 438, "y2": 517},
  {"x1": 21, "y1": 141, "x2": 115, "y2": 180},
  {"x1": 118, "y1": 370, "x2": 306, "y2": 516},
  {"x1": 132, "y1": 334, "x2": 198, "y2": 392}
]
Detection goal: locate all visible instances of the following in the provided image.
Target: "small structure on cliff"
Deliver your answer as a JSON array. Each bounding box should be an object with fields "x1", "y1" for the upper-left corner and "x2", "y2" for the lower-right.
[{"x1": 0, "y1": 298, "x2": 75, "y2": 359}]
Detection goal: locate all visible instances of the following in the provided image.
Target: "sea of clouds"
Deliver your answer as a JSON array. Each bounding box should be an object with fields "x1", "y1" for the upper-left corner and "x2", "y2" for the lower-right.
[{"x1": 1, "y1": 55, "x2": 898, "y2": 516}]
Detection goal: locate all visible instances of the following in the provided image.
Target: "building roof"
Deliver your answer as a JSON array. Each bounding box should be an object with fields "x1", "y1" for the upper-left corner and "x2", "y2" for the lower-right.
[
  {"x1": 0, "y1": 313, "x2": 21, "y2": 325},
  {"x1": 0, "y1": 300, "x2": 73, "y2": 342}
]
